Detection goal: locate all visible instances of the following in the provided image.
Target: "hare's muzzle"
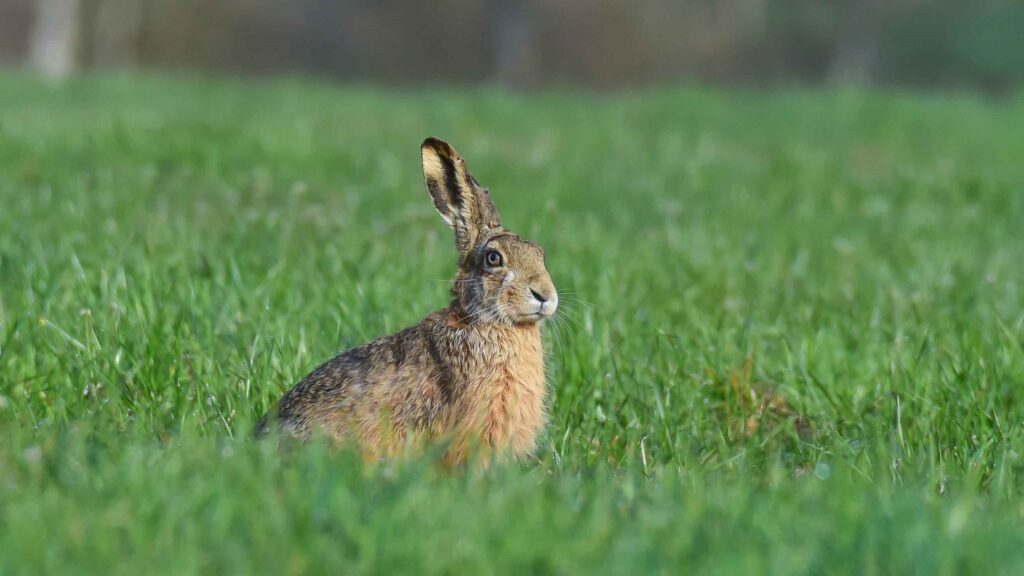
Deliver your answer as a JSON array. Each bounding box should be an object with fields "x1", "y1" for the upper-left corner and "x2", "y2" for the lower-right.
[{"x1": 529, "y1": 285, "x2": 558, "y2": 318}]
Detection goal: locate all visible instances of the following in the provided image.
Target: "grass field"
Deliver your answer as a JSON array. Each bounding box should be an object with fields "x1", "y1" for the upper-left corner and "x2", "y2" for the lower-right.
[{"x1": 1, "y1": 72, "x2": 1023, "y2": 574}]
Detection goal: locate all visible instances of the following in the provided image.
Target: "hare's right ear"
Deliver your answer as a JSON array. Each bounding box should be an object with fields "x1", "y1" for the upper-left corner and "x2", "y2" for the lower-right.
[{"x1": 421, "y1": 137, "x2": 501, "y2": 260}]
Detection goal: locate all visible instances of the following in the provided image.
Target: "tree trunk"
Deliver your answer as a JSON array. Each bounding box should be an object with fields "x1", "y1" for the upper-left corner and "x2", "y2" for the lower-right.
[
  {"x1": 30, "y1": 0, "x2": 82, "y2": 79},
  {"x1": 93, "y1": 0, "x2": 143, "y2": 68},
  {"x1": 828, "y1": 0, "x2": 880, "y2": 85},
  {"x1": 489, "y1": 0, "x2": 537, "y2": 88}
]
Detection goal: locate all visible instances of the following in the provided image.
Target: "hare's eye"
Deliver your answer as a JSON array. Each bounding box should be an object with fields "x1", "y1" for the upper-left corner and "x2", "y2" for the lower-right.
[{"x1": 485, "y1": 250, "x2": 503, "y2": 267}]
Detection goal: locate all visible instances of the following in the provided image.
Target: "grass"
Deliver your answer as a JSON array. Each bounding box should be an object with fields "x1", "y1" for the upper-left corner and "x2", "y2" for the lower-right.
[{"x1": 1, "y1": 72, "x2": 1023, "y2": 574}]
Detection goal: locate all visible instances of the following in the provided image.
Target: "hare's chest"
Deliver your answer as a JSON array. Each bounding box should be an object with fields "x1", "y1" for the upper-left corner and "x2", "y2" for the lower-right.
[
  {"x1": 462, "y1": 328, "x2": 547, "y2": 455},
  {"x1": 452, "y1": 327, "x2": 544, "y2": 453}
]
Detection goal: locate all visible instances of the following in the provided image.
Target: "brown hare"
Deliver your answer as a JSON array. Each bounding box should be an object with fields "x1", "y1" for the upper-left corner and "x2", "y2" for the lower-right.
[{"x1": 255, "y1": 137, "x2": 558, "y2": 464}]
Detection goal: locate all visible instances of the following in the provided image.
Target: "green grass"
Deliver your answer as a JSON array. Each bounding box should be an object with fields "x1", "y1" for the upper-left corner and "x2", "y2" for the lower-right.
[{"x1": 1, "y1": 72, "x2": 1024, "y2": 574}]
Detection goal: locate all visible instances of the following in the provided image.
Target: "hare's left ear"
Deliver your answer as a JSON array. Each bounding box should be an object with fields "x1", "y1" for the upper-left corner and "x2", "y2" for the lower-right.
[{"x1": 421, "y1": 137, "x2": 502, "y2": 260}]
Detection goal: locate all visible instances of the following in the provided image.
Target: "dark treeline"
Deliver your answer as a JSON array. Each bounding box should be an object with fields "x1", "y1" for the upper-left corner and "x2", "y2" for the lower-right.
[{"x1": 3, "y1": 0, "x2": 1023, "y2": 90}]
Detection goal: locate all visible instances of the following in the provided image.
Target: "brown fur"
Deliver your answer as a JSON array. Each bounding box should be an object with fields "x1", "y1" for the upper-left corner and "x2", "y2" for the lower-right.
[{"x1": 256, "y1": 137, "x2": 558, "y2": 465}]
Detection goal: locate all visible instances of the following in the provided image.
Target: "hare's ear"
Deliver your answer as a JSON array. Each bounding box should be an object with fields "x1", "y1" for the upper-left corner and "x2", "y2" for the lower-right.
[{"x1": 421, "y1": 137, "x2": 501, "y2": 259}]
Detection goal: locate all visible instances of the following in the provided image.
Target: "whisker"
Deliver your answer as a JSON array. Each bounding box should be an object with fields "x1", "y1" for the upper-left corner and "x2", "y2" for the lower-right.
[
  {"x1": 557, "y1": 292, "x2": 595, "y2": 308},
  {"x1": 557, "y1": 309, "x2": 581, "y2": 327},
  {"x1": 463, "y1": 301, "x2": 506, "y2": 326},
  {"x1": 543, "y1": 315, "x2": 567, "y2": 366},
  {"x1": 552, "y1": 314, "x2": 573, "y2": 364},
  {"x1": 552, "y1": 303, "x2": 583, "y2": 328}
]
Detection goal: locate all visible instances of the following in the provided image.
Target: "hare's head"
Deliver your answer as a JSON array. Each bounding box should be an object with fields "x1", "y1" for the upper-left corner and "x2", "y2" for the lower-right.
[{"x1": 421, "y1": 137, "x2": 557, "y2": 325}]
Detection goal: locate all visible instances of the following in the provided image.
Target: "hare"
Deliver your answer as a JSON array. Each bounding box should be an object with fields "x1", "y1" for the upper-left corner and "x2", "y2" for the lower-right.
[{"x1": 255, "y1": 137, "x2": 558, "y2": 464}]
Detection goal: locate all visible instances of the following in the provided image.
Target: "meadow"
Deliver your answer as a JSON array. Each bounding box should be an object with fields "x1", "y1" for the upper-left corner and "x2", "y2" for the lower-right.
[{"x1": 1, "y1": 72, "x2": 1023, "y2": 574}]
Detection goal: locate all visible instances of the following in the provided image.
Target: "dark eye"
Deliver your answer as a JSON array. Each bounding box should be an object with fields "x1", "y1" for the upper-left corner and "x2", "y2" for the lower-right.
[{"x1": 485, "y1": 250, "x2": 503, "y2": 267}]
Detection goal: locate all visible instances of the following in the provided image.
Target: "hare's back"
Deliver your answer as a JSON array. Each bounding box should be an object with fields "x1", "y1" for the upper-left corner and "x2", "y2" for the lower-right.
[{"x1": 261, "y1": 324, "x2": 439, "y2": 440}]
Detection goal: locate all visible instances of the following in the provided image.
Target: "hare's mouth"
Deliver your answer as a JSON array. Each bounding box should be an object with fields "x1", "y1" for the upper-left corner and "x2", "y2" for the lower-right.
[
  {"x1": 515, "y1": 312, "x2": 547, "y2": 324},
  {"x1": 516, "y1": 303, "x2": 556, "y2": 323}
]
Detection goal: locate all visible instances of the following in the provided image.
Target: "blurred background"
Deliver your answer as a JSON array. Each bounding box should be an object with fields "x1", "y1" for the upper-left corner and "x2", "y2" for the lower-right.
[{"x1": 2, "y1": 0, "x2": 1022, "y2": 92}]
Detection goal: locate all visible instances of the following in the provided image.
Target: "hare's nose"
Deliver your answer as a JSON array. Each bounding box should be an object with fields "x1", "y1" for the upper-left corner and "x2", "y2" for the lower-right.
[{"x1": 530, "y1": 288, "x2": 548, "y2": 303}]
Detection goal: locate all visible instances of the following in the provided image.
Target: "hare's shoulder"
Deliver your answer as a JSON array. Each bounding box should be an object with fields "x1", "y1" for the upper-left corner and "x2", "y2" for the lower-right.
[{"x1": 291, "y1": 322, "x2": 435, "y2": 396}]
